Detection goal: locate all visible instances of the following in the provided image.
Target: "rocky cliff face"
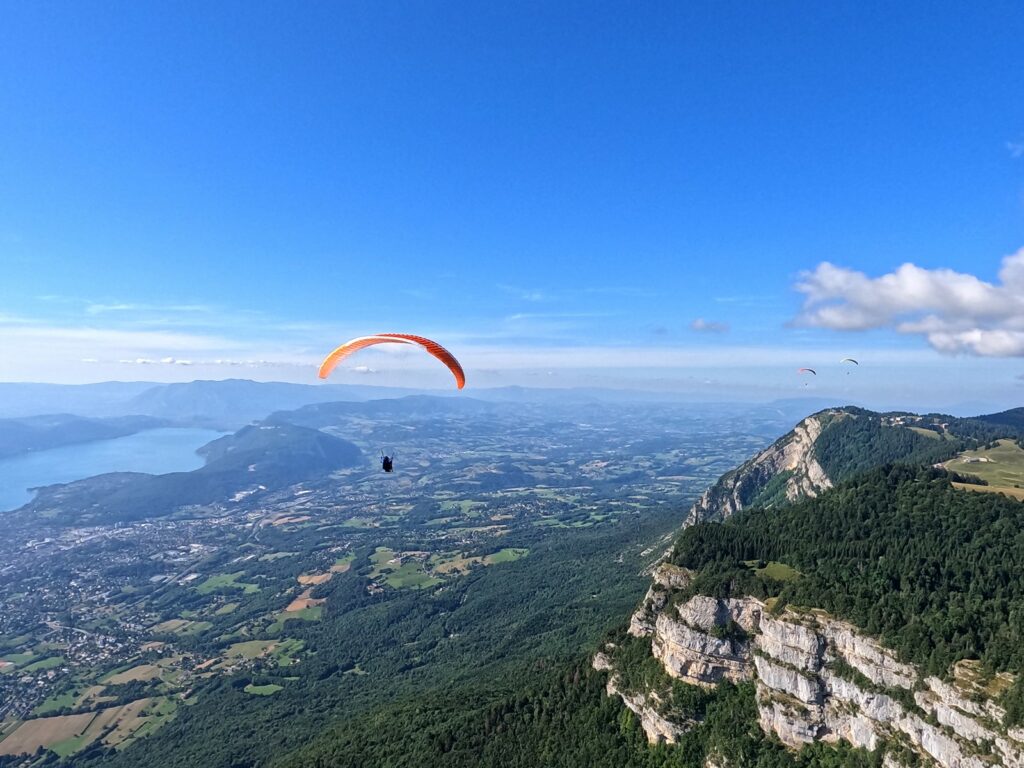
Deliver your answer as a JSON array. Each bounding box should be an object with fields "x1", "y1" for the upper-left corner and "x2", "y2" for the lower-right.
[
  {"x1": 598, "y1": 583, "x2": 1024, "y2": 767},
  {"x1": 686, "y1": 411, "x2": 835, "y2": 526}
]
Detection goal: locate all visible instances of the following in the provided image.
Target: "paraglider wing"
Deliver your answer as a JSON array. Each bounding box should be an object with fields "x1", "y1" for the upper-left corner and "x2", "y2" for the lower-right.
[
  {"x1": 840, "y1": 358, "x2": 859, "y2": 365},
  {"x1": 318, "y1": 333, "x2": 466, "y2": 389},
  {"x1": 797, "y1": 367, "x2": 817, "y2": 375}
]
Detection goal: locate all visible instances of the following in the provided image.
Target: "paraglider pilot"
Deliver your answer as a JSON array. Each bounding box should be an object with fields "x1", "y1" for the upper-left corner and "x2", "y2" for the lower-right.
[{"x1": 381, "y1": 454, "x2": 394, "y2": 473}]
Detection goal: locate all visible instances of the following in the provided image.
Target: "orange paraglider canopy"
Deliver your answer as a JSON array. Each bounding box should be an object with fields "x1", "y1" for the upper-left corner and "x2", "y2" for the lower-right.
[{"x1": 318, "y1": 333, "x2": 466, "y2": 389}]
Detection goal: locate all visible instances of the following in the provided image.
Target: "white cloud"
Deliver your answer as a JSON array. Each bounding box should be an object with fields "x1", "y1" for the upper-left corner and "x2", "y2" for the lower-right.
[
  {"x1": 350, "y1": 365, "x2": 378, "y2": 374},
  {"x1": 793, "y1": 248, "x2": 1024, "y2": 356},
  {"x1": 113, "y1": 357, "x2": 301, "y2": 368},
  {"x1": 86, "y1": 302, "x2": 213, "y2": 315},
  {"x1": 0, "y1": 319, "x2": 325, "y2": 383},
  {"x1": 690, "y1": 318, "x2": 729, "y2": 333},
  {"x1": 5, "y1": 325, "x2": 238, "y2": 351}
]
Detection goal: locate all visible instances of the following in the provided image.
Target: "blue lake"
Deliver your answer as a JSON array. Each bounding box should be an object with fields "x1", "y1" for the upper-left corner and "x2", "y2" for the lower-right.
[{"x1": 0, "y1": 428, "x2": 225, "y2": 512}]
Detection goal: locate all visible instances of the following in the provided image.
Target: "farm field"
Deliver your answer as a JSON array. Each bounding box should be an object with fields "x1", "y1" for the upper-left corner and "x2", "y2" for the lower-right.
[
  {"x1": 0, "y1": 697, "x2": 171, "y2": 757},
  {"x1": 0, "y1": 394, "x2": 775, "y2": 764},
  {"x1": 196, "y1": 571, "x2": 260, "y2": 595},
  {"x1": 945, "y1": 440, "x2": 1024, "y2": 498},
  {"x1": 105, "y1": 664, "x2": 162, "y2": 684}
]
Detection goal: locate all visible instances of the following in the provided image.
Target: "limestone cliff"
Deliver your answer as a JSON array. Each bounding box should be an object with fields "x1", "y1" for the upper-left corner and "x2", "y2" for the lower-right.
[
  {"x1": 598, "y1": 586, "x2": 1023, "y2": 767},
  {"x1": 686, "y1": 410, "x2": 836, "y2": 526}
]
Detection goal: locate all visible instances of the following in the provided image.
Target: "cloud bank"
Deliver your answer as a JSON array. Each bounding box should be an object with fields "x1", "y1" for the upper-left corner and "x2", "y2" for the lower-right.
[
  {"x1": 690, "y1": 318, "x2": 730, "y2": 333},
  {"x1": 794, "y1": 247, "x2": 1024, "y2": 356}
]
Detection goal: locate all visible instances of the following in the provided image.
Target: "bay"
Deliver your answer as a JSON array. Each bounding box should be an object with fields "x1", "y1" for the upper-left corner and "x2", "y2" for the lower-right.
[{"x1": 0, "y1": 428, "x2": 224, "y2": 511}]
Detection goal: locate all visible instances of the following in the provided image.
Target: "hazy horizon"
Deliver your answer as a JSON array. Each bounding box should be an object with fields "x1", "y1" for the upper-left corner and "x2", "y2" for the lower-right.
[{"x1": 2, "y1": 3, "x2": 1023, "y2": 410}]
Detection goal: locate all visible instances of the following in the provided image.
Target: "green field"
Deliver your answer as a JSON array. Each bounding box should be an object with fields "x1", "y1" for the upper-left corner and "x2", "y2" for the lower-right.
[
  {"x1": 226, "y1": 640, "x2": 276, "y2": 659},
  {"x1": 34, "y1": 688, "x2": 81, "y2": 715},
  {"x1": 0, "y1": 651, "x2": 35, "y2": 668},
  {"x1": 483, "y1": 547, "x2": 529, "y2": 565},
  {"x1": 286, "y1": 606, "x2": 322, "y2": 621},
  {"x1": 50, "y1": 732, "x2": 93, "y2": 758},
  {"x1": 747, "y1": 560, "x2": 802, "y2": 582},
  {"x1": 369, "y1": 547, "x2": 396, "y2": 571},
  {"x1": 432, "y1": 547, "x2": 530, "y2": 575},
  {"x1": 214, "y1": 602, "x2": 239, "y2": 615},
  {"x1": 258, "y1": 552, "x2": 296, "y2": 561},
  {"x1": 370, "y1": 548, "x2": 441, "y2": 589},
  {"x1": 384, "y1": 564, "x2": 440, "y2": 589},
  {"x1": 244, "y1": 683, "x2": 283, "y2": 696},
  {"x1": 332, "y1": 553, "x2": 356, "y2": 571},
  {"x1": 178, "y1": 621, "x2": 213, "y2": 635},
  {"x1": 23, "y1": 656, "x2": 65, "y2": 673},
  {"x1": 945, "y1": 440, "x2": 1024, "y2": 497},
  {"x1": 0, "y1": 634, "x2": 33, "y2": 652},
  {"x1": 268, "y1": 607, "x2": 322, "y2": 634},
  {"x1": 196, "y1": 571, "x2": 260, "y2": 595},
  {"x1": 271, "y1": 639, "x2": 305, "y2": 666},
  {"x1": 439, "y1": 499, "x2": 486, "y2": 516}
]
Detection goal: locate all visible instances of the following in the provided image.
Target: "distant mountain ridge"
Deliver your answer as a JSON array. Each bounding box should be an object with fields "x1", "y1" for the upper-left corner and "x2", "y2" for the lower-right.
[
  {"x1": 686, "y1": 405, "x2": 1022, "y2": 526},
  {"x1": 122, "y1": 380, "x2": 421, "y2": 428},
  {"x1": 0, "y1": 380, "x2": 447, "y2": 424},
  {"x1": 0, "y1": 414, "x2": 171, "y2": 459}
]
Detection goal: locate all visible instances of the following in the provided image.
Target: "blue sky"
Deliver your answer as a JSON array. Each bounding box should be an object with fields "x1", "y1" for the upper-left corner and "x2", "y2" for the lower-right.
[{"x1": 1, "y1": 1, "x2": 1023, "y2": 408}]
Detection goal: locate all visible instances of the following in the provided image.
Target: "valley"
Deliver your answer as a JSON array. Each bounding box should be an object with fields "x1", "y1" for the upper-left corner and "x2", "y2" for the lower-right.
[
  {"x1": 5, "y1": 398, "x2": 1024, "y2": 767},
  {"x1": 0, "y1": 396, "x2": 772, "y2": 763}
]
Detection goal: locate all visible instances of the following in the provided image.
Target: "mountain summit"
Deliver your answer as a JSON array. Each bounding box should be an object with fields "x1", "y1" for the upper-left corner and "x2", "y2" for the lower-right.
[{"x1": 687, "y1": 406, "x2": 976, "y2": 526}]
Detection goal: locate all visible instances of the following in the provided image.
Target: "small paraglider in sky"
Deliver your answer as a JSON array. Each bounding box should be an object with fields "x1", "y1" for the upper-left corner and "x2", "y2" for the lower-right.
[
  {"x1": 318, "y1": 333, "x2": 466, "y2": 389},
  {"x1": 841, "y1": 358, "x2": 859, "y2": 375},
  {"x1": 319, "y1": 335, "x2": 463, "y2": 473},
  {"x1": 798, "y1": 367, "x2": 817, "y2": 376}
]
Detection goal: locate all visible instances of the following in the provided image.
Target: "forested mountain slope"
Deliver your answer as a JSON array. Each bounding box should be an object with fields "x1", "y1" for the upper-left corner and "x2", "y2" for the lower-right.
[
  {"x1": 686, "y1": 405, "x2": 1018, "y2": 525},
  {"x1": 597, "y1": 408, "x2": 1024, "y2": 768}
]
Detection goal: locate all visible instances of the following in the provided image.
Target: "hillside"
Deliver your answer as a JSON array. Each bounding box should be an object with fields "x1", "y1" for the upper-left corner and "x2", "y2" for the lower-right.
[
  {"x1": 12, "y1": 402, "x2": 1024, "y2": 768},
  {"x1": 687, "y1": 406, "x2": 974, "y2": 525},
  {"x1": 21, "y1": 424, "x2": 362, "y2": 525},
  {"x1": 970, "y1": 407, "x2": 1024, "y2": 433},
  {"x1": 593, "y1": 407, "x2": 1024, "y2": 768},
  {"x1": 0, "y1": 414, "x2": 170, "y2": 458},
  {"x1": 597, "y1": 466, "x2": 1024, "y2": 767}
]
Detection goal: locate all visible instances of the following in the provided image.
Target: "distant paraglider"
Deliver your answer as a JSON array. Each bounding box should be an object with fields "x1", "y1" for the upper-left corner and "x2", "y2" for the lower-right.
[
  {"x1": 840, "y1": 358, "x2": 859, "y2": 365},
  {"x1": 797, "y1": 368, "x2": 817, "y2": 375},
  {"x1": 318, "y1": 333, "x2": 466, "y2": 389},
  {"x1": 381, "y1": 452, "x2": 395, "y2": 473}
]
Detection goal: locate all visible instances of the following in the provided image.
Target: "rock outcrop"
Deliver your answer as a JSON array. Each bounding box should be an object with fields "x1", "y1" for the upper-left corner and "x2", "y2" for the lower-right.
[
  {"x1": 598, "y1": 589, "x2": 1024, "y2": 767},
  {"x1": 604, "y1": 673, "x2": 692, "y2": 745},
  {"x1": 629, "y1": 563, "x2": 693, "y2": 636},
  {"x1": 686, "y1": 411, "x2": 835, "y2": 526}
]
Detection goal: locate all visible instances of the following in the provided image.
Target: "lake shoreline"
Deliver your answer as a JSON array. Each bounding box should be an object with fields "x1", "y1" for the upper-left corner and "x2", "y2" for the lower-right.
[{"x1": 0, "y1": 428, "x2": 226, "y2": 512}]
